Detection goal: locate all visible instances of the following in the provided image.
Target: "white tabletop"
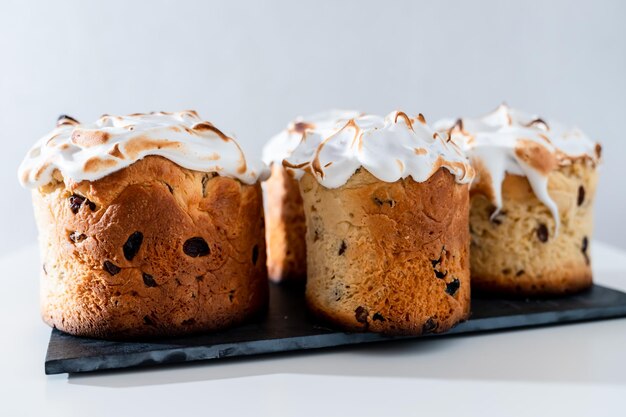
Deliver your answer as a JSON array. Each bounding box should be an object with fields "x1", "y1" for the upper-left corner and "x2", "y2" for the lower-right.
[{"x1": 2, "y1": 241, "x2": 625, "y2": 417}]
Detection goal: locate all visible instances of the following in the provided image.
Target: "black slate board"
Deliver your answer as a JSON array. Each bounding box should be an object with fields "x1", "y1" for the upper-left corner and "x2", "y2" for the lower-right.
[{"x1": 45, "y1": 283, "x2": 626, "y2": 374}]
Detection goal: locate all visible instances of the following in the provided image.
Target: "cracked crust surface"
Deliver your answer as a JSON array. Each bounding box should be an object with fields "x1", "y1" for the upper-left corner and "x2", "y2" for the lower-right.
[
  {"x1": 264, "y1": 163, "x2": 307, "y2": 282},
  {"x1": 33, "y1": 156, "x2": 268, "y2": 339},
  {"x1": 300, "y1": 168, "x2": 471, "y2": 335},
  {"x1": 470, "y1": 159, "x2": 597, "y2": 296}
]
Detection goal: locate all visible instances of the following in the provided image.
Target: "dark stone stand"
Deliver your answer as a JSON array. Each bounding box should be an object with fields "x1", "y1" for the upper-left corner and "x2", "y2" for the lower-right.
[{"x1": 45, "y1": 283, "x2": 626, "y2": 375}]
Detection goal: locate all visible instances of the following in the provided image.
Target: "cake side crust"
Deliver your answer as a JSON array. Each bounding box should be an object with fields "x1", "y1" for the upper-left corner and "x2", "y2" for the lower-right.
[
  {"x1": 35, "y1": 156, "x2": 268, "y2": 339},
  {"x1": 469, "y1": 159, "x2": 596, "y2": 296},
  {"x1": 301, "y1": 168, "x2": 471, "y2": 335}
]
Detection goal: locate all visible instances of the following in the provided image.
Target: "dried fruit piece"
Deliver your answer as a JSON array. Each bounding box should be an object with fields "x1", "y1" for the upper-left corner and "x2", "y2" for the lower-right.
[
  {"x1": 582, "y1": 236, "x2": 589, "y2": 265},
  {"x1": 434, "y1": 269, "x2": 447, "y2": 279},
  {"x1": 69, "y1": 231, "x2": 86, "y2": 243},
  {"x1": 431, "y1": 246, "x2": 448, "y2": 278},
  {"x1": 536, "y1": 224, "x2": 549, "y2": 242},
  {"x1": 372, "y1": 312, "x2": 385, "y2": 322},
  {"x1": 123, "y1": 231, "x2": 143, "y2": 261},
  {"x1": 183, "y1": 237, "x2": 210, "y2": 257},
  {"x1": 446, "y1": 278, "x2": 460, "y2": 296},
  {"x1": 68, "y1": 194, "x2": 96, "y2": 213},
  {"x1": 338, "y1": 240, "x2": 347, "y2": 256},
  {"x1": 68, "y1": 194, "x2": 85, "y2": 214},
  {"x1": 142, "y1": 273, "x2": 157, "y2": 287},
  {"x1": 103, "y1": 260, "x2": 121, "y2": 275},
  {"x1": 577, "y1": 185, "x2": 585, "y2": 206},
  {"x1": 422, "y1": 317, "x2": 437, "y2": 333},
  {"x1": 354, "y1": 306, "x2": 368, "y2": 324}
]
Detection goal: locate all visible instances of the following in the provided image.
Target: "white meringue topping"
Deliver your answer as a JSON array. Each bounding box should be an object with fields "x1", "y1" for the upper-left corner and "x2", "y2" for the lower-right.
[
  {"x1": 263, "y1": 110, "x2": 363, "y2": 165},
  {"x1": 434, "y1": 104, "x2": 601, "y2": 232},
  {"x1": 282, "y1": 111, "x2": 474, "y2": 188},
  {"x1": 18, "y1": 110, "x2": 269, "y2": 187}
]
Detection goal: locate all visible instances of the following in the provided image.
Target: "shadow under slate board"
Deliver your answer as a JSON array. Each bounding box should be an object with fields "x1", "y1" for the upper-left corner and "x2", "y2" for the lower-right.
[{"x1": 45, "y1": 283, "x2": 626, "y2": 375}]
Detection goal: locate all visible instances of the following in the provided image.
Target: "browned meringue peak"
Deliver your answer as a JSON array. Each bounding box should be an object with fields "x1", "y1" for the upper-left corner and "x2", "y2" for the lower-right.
[
  {"x1": 434, "y1": 104, "x2": 601, "y2": 233},
  {"x1": 282, "y1": 110, "x2": 474, "y2": 188},
  {"x1": 263, "y1": 110, "x2": 364, "y2": 165},
  {"x1": 19, "y1": 110, "x2": 269, "y2": 187}
]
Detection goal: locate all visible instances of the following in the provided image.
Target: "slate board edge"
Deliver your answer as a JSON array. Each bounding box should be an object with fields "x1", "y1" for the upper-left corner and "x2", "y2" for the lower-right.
[
  {"x1": 45, "y1": 332, "x2": 391, "y2": 375},
  {"x1": 45, "y1": 291, "x2": 626, "y2": 375}
]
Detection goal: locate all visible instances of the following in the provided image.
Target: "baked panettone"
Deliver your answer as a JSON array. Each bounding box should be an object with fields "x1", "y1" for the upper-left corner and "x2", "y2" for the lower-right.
[
  {"x1": 19, "y1": 111, "x2": 269, "y2": 338},
  {"x1": 436, "y1": 105, "x2": 601, "y2": 296},
  {"x1": 284, "y1": 111, "x2": 474, "y2": 335}
]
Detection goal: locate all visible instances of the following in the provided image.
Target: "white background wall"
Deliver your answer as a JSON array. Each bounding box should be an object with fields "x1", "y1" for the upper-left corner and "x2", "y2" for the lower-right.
[{"x1": 1, "y1": 0, "x2": 625, "y2": 253}]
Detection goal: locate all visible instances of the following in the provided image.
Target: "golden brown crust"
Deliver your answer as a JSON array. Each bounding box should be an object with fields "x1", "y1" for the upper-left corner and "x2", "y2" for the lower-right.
[
  {"x1": 34, "y1": 156, "x2": 268, "y2": 339},
  {"x1": 469, "y1": 159, "x2": 596, "y2": 296},
  {"x1": 301, "y1": 168, "x2": 471, "y2": 335},
  {"x1": 264, "y1": 163, "x2": 307, "y2": 283}
]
